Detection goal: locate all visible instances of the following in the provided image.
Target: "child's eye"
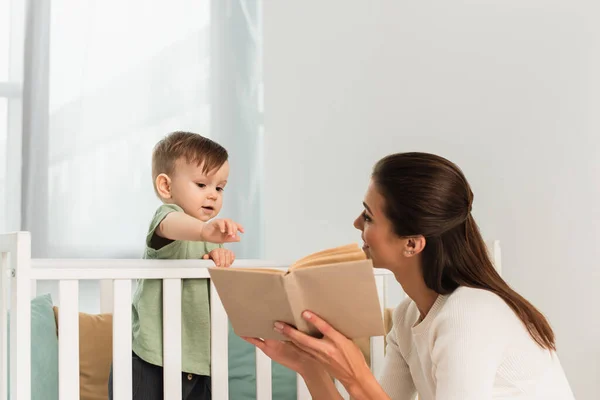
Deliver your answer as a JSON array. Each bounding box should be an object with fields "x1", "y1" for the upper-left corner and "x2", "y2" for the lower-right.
[
  {"x1": 362, "y1": 211, "x2": 372, "y2": 222},
  {"x1": 216, "y1": 187, "x2": 224, "y2": 192},
  {"x1": 197, "y1": 183, "x2": 206, "y2": 188}
]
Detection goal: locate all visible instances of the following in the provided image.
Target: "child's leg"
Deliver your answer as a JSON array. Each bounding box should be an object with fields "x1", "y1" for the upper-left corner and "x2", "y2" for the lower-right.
[
  {"x1": 107, "y1": 363, "x2": 113, "y2": 400},
  {"x1": 108, "y1": 354, "x2": 163, "y2": 400},
  {"x1": 112, "y1": 352, "x2": 208, "y2": 399},
  {"x1": 183, "y1": 374, "x2": 211, "y2": 400},
  {"x1": 131, "y1": 352, "x2": 164, "y2": 400}
]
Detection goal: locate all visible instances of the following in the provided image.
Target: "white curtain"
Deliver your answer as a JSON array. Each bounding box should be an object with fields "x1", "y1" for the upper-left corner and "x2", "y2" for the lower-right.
[
  {"x1": 16, "y1": 0, "x2": 263, "y2": 259},
  {"x1": 1, "y1": 0, "x2": 24, "y2": 235},
  {"x1": 0, "y1": 95, "x2": 6, "y2": 232},
  {"x1": 0, "y1": 0, "x2": 8, "y2": 232}
]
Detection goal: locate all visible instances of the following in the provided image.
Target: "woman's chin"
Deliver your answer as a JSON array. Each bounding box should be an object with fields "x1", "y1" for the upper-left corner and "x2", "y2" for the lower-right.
[
  {"x1": 367, "y1": 254, "x2": 391, "y2": 270},
  {"x1": 362, "y1": 246, "x2": 370, "y2": 257},
  {"x1": 364, "y1": 249, "x2": 384, "y2": 269}
]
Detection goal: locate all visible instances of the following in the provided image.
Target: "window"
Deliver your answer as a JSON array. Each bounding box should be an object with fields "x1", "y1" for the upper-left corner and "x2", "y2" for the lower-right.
[
  {"x1": 42, "y1": 1, "x2": 213, "y2": 256},
  {"x1": 0, "y1": 0, "x2": 11, "y2": 233},
  {"x1": 1, "y1": 1, "x2": 263, "y2": 258},
  {"x1": 0, "y1": 98, "x2": 6, "y2": 232},
  {"x1": 36, "y1": 0, "x2": 262, "y2": 257},
  {"x1": 0, "y1": 0, "x2": 9, "y2": 81}
]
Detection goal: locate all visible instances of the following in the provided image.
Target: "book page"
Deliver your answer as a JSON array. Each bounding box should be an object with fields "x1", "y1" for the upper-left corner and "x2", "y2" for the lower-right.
[
  {"x1": 291, "y1": 243, "x2": 359, "y2": 266},
  {"x1": 288, "y1": 260, "x2": 384, "y2": 339},
  {"x1": 290, "y1": 251, "x2": 366, "y2": 270},
  {"x1": 290, "y1": 243, "x2": 366, "y2": 270}
]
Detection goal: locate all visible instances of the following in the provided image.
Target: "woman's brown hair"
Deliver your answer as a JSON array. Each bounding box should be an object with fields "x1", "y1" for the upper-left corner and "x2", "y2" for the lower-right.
[{"x1": 372, "y1": 152, "x2": 555, "y2": 351}]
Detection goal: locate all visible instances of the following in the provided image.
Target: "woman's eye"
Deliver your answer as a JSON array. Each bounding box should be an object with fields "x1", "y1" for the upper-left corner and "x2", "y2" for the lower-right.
[{"x1": 362, "y1": 211, "x2": 372, "y2": 222}]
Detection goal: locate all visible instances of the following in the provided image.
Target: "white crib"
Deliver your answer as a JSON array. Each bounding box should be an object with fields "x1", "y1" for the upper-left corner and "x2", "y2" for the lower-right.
[{"x1": 0, "y1": 232, "x2": 502, "y2": 400}]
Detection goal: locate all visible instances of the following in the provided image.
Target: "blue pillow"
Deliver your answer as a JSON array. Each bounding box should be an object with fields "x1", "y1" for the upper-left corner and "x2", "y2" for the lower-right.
[
  {"x1": 8, "y1": 297, "x2": 294, "y2": 400},
  {"x1": 228, "y1": 323, "x2": 296, "y2": 399},
  {"x1": 7, "y1": 293, "x2": 59, "y2": 400}
]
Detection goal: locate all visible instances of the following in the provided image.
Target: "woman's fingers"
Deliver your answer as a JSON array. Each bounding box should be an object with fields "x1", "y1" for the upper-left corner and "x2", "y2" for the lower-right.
[
  {"x1": 302, "y1": 311, "x2": 345, "y2": 342},
  {"x1": 275, "y1": 321, "x2": 338, "y2": 360},
  {"x1": 292, "y1": 338, "x2": 328, "y2": 362},
  {"x1": 275, "y1": 311, "x2": 344, "y2": 346},
  {"x1": 241, "y1": 336, "x2": 265, "y2": 349}
]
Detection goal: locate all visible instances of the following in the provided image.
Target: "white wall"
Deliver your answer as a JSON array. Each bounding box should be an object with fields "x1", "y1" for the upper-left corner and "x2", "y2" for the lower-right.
[{"x1": 263, "y1": 1, "x2": 599, "y2": 398}]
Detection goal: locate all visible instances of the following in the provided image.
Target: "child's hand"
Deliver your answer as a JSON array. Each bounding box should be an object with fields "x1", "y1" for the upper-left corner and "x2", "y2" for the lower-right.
[
  {"x1": 203, "y1": 248, "x2": 235, "y2": 268},
  {"x1": 200, "y1": 219, "x2": 244, "y2": 243}
]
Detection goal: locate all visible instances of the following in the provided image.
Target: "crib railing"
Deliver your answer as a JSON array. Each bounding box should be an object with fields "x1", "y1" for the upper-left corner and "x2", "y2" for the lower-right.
[{"x1": 0, "y1": 232, "x2": 392, "y2": 400}]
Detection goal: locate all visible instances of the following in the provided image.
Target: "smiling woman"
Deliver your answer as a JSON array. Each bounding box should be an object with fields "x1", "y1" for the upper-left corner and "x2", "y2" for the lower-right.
[{"x1": 245, "y1": 152, "x2": 575, "y2": 400}]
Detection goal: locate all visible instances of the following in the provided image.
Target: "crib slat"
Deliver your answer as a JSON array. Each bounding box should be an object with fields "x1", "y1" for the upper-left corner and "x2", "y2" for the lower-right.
[
  {"x1": 0, "y1": 252, "x2": 8, "y2": 400},
  {"x1": 297, "y1": 374, "x2": 311, "y2": 400},
  {"x1": 210, "y1": 281, "x2": 229, "y2": 399},
  {"x1": 112, "y1": 280, "x2": 132, "y2": 400},
  {"x1": 371, "y1": 275, "x2": 386, "y2": 378},
  {"x1": 256, "y1": 348, "x2": 272, "y2": 399},
  {"x1": 59, "y1": 280, "x2": 80, "y2": 400},
  {"x1": 370, "y1": 336, "x2": 385, "y2": 377},
  {"x1": 10, "y1": 233, "x2": 32, "y2": 400},
  {"x1": 376, "y1": 273, "x2": 386, "y2": 313},
  {"x1": 163, "y1": 279, "x2": 182, "y2": 399}
]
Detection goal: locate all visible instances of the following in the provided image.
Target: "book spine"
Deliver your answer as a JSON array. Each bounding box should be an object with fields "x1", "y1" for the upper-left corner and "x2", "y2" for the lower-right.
[{"x1": 283, "y1": 273, "x2": 312, "y2": 334}]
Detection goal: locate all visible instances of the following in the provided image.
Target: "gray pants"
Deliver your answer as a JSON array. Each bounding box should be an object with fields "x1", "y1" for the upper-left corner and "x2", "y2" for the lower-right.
[{"x1": 108, "y1": 352, "x2": 211, "y2": 400}]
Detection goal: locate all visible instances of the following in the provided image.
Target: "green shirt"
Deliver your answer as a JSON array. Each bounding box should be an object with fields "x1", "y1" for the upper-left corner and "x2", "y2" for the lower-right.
[{"x1": 131, "y1": 203, "x2": 221, "y2": 376}]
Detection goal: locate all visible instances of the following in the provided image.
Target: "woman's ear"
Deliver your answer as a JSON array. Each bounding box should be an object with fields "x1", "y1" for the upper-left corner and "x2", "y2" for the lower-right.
[
  {"x1": 155, "y1": 173, "x2": 172, "y2": 199},
  {"x1": 403, "y1": 236, "x2": 426, "y2": 257}
]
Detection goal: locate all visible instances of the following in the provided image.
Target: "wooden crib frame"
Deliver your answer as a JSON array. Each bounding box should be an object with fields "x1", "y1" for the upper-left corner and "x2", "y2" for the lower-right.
[{"x1": 0, "y1": 232, "x2": 501, "y2": 400}]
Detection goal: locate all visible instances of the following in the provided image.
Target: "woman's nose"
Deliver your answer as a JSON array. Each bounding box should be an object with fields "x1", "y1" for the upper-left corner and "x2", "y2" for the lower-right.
[{"x1": 353, "y1": 215, "x2": 363, "y2": 230}]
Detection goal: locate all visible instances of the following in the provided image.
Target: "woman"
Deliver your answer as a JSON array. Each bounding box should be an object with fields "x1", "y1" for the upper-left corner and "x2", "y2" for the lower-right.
[{"x1": 243, "y1": 153, "x2": 574, "y2": 399}]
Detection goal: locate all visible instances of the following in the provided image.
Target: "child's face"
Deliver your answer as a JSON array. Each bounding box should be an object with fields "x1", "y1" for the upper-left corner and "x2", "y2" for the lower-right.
[{"x1": 168, "y1": 158, "x2": 229, "y2": 222}]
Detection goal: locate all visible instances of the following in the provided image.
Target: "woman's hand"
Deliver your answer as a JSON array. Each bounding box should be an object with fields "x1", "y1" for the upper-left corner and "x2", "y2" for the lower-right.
[
  {"x1": 241, "y1": 336, "x2": 319, "y2": 376},
  {"x1": 243, "y1": 312, "x2": 389, "y2": 399},
  {"x1": 274, "y1": 311, "x2": 375, "y2": 393}
]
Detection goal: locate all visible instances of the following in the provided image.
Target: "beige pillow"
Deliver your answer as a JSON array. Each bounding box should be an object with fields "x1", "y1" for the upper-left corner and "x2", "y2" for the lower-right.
[
  {"x1": 53, "y1": 307, "x2": 113, "y2": 400},
  {"x1": 384, "y1": 307, "x2": 394, "y2": 348},
  {"x1": 349, "y1": 308, "x2": 395, "y2": 400}
]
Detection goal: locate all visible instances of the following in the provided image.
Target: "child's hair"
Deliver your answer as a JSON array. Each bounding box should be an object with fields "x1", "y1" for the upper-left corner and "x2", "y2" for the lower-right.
[{"x1": 151, "y1": 131, "x2": 228, "y2": 195}]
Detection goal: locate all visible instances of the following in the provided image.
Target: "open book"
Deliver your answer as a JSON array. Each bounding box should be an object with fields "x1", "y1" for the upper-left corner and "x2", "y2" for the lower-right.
[{"x1": 208, "y1": 244, "x2": 385, "y2": 340}]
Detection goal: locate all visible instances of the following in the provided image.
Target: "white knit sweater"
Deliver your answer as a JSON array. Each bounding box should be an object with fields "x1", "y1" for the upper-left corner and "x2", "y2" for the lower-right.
[{"x1": 379, "y1": 287, "x2": 575, "y2": 400}]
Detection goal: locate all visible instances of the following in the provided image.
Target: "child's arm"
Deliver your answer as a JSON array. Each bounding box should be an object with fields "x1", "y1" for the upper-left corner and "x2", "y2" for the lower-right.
[{"x1": 157, "y1": 211, "x2": 244, "y2": 243}]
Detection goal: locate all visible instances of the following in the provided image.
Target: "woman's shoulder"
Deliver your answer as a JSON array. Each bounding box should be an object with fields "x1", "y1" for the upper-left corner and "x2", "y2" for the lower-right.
[
  {"x1": 391, "y1": 287, "x2": 522, "y2": 335},
  {"x1": 444, "y1": 286, "x2": 512, "y2": 313},
  {"x1": 434, "y1": 286, "x2": 522, "y2": 333}
]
